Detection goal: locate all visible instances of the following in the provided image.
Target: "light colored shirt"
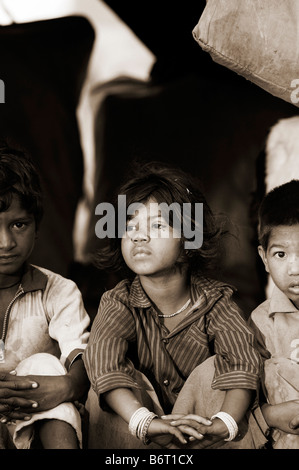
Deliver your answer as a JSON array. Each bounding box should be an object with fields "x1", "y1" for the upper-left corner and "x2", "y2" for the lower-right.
[
  {"x1": 0, "y1": 264, "x2": 90, "y2": 372},
  {"x1": 249, "y1": 286, "x2": 299, "y2": 362},
  {"x1": 249, "y1": 286, "x2": 299, "y2": 448},
  {"x1": 83, "y1": 275, "x2": 261, "y2": 412}
]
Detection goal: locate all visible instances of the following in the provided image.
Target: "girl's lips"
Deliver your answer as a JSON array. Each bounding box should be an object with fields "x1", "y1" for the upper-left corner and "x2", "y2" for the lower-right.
[{"x1": 132, "y1": 248, "x2": 151, "y2": 256}]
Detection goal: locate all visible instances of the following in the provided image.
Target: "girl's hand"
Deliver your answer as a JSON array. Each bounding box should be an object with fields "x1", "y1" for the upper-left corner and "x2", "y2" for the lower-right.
[
  {"x1": 146, "y1": 417, "x2": 196, "y2": 448},
  {"x1": 162, "y1": 413, "x2": 237, "y2": 449},
  {"x1": 162, "y1": 413, "x2": 215, "y2": 441}
]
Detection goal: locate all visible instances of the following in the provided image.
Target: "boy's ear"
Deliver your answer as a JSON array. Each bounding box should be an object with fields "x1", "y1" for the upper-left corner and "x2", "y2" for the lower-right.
[{"x1": 258, "y1": 245, "x2": 269, "y2": 273}]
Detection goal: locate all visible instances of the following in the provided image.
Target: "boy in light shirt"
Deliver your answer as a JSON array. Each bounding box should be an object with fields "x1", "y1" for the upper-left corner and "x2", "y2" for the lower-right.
[
  {"x1": 249, "y1": 180, "x2": 299, "y2": 448},
  {"x1": 0, "y1": 142, "x2": 90, "y2": 448}
]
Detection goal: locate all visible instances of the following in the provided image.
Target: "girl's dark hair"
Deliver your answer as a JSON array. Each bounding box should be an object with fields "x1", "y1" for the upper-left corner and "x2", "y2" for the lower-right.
[
  {"x1": 93, "y1": 161, "x2": 225, "y2": 277},
  {"x1": 258, "y1": 179, "x2": 299, "y2": 250},
  {"x1": 0, "y1": 141, "x2": 43, "y2": 228}
]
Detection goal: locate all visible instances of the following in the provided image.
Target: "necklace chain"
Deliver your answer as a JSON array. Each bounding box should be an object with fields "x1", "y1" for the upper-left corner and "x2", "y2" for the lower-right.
[
  {"x1": 1, "y1": 286, "x2": 22, "y2": 340},
  {"x1": 0, "y1": 285, "x2": 23, "y2": 363},
  {"x1": 158, "y1": 298, "x2": 191, "y2": 318}
]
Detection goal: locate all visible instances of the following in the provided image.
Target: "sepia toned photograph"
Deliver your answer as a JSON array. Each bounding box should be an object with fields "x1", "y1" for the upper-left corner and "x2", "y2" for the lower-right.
[{"x1": 0, "y1": 0, "x2": 298, "y2": 462}]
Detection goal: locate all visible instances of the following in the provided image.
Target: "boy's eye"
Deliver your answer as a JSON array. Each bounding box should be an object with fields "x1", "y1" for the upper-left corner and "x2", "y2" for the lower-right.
[
  {"x1": 12, "y1": 220, "x2": 32, "y2": 230},
  {"x1": 274, "y1": 251, "x2": 286, "y2": 259},
  {"x1": 13, "y1": 222, "x2": 25, "y2": 229}
]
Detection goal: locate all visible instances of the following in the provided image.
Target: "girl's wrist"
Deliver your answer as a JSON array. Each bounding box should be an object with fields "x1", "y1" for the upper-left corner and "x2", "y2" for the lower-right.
[
  {"x1": 210, "y1": 412, "x2": 239, "y2": 441},
  {"x1": 128, "y1": 407, "x2": 158, "y2": 445},
  {"x1": 209, "y1": 418, "x2": 230, "y2": 439}
]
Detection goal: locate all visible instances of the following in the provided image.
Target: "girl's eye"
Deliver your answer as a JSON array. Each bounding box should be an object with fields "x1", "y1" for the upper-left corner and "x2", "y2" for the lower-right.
[
  {"x1": 274, "y1": 251, "x2": 286, "y2": 259},
  {"x1": 126, "y1": 224, "x2": 136, "y2": 232},
  {"x1": 152, "y1": 222, "x2": 167, "y2": 230}
]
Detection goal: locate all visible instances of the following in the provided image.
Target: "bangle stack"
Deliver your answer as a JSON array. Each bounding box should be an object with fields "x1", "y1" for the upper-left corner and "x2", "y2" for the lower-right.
[
  {"x1": 210, "y1": 411, "x2": 239, "y2": 441},
  {"x1": 129, "y1": 407, "x2": 158, "y2": 445}
]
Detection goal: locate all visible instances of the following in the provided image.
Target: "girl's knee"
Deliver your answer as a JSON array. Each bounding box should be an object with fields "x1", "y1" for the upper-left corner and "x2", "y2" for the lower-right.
[{"x1": 185, "y1": 355, "x2": 216, "y2": 387}]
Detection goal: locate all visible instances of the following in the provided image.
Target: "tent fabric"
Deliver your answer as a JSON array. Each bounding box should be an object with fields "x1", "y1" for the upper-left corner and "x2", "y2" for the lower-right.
[
  {"x1": 193, "y1": 0, "x2": 299, "y2": 107},
  {"x1": 0, "y1": 16, "x2": 94, "y2": 276},
  {"x1": 0, "y1": 0, "x2": 156, "y2": 263},
  {"x1": 265, "y1": 116, "x2": 299, "y2": 192},
  {"x1": 0, "y1": 3, "x2": 298, "y2": 321}
]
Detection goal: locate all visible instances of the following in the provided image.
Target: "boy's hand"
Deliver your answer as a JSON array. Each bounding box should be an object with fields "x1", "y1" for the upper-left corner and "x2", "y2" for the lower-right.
[
  {"x1": 0, "y1": 372, "x2": 39, "y2": 422},
  {"x1": 262, "y1": 400, "x2": 299, "y2": 434},
  {"x1": 290, "y1": 413, "x2": 299, "y2": 430},
  {"x1": 0, "y1": 374, "x2": 69, "y2": 422},
  {"x1": 0, "y1": 357, "x2": 88, "y2": 422},
  {"x1": 2, "y1": 374, "x2": 70, "y2": 413}
]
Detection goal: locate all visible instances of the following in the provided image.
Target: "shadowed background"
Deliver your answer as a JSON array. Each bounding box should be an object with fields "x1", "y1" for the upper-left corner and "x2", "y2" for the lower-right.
[{"x1": 0, "y1": 1, "x2": 297, "y2": 321}]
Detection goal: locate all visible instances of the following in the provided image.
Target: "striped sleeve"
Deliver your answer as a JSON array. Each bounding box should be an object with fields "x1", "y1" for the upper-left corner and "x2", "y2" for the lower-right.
[
  {"x1": 207, "y1": 289, "x2": 262, "y2": 391},
  {"x1": 248, "y1": 307, "x2": 272, "y2": 361},
  {"x1": 83, "y1": 288, "x2": 140, "y2": 397}
]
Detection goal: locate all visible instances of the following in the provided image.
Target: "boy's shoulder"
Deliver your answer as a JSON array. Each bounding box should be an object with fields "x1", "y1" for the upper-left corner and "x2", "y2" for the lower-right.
[
  {"x1": 32, "y1": 264, "x2": 64, "y2": 278},
  {"x1": 26, "y1": 264, "x2": 79, "y2": 292},
  {"x1": 250, "y1": 298, "x2": 271, "y2": 323},
  {"x1": 31, "y1": 264, "x2": 72, "y2": 281}
]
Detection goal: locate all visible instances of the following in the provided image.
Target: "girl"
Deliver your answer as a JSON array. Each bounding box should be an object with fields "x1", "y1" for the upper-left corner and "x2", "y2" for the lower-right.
[{"x1": 83, "y1": 162, "x2": 264, "y2": 449}]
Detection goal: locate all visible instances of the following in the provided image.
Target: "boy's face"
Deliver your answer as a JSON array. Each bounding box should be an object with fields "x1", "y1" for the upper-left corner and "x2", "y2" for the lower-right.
[
  {"x1": 121, "y1": 198, "x2": 182, "y2": 278},
  {"x1": 0, "y1": 195, "x2": 36, "y2": 278},
  {"x1": 258, "y1": 224, "x2": 299, "y2": 308}
]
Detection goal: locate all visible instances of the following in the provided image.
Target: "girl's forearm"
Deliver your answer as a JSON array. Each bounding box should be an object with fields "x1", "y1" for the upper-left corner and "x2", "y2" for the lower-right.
[
  {"x1": 103, "y1": 387, "x2": 144, "y2": 423},
  {"x1": 220, "y1": 389, "x2": 253, "y2": 423}
]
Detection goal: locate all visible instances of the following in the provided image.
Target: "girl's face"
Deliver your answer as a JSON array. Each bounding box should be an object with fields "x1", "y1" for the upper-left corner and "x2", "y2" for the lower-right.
[
  {"x1": 121, "y1": 198, "x2": 183, "y2": 278},
  {"x1": 258, "y1": 224, "x2": 299, "y2": 308}
]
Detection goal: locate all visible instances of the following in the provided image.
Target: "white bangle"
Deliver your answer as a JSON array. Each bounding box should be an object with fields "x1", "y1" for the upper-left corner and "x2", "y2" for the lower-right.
[
  {"x1": 210, "y1": 411, "x2": 239, "y2": 441},
  {"x1": 128, "y1": 407, "x2": 158, "y2": 444},
  {"x1": 129, "y1": 407, "x2": 150, "y2": 437}
]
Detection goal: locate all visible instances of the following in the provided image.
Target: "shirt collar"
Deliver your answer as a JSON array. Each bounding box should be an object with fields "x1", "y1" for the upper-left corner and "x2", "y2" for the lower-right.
[
  {"x1": 189, "y1": 275, "x2": 228, "y2": 311},
  {"x1": 129, "y1": 276, "x2": 152, "y2": 308},
  {"x1": 269, "y1": 285, "x2": 299, "y2": 317},
  {"x1": 128, "y1": 274, "x2": 227, "y2": 310},
  {"x1": 19, "y1": 264, "x2": 48, "y2": 293}
]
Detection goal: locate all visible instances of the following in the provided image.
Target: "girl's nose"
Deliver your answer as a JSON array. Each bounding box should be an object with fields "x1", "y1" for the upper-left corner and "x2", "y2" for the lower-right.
[{"x1": 132, "y1": 227, "x2": 150, "y2": 243}]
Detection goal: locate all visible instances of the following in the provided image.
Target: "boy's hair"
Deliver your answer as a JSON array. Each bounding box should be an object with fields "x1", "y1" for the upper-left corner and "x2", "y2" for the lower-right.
[
  {"x1": 258, "y1": 179, "x2": 299, "y2": 250},
  {"x1": 94, "y1": 161, "x2": 224, "y2": 277},
  {"x1": 0, "y1": 141, "x2": 43, "y2": 228}
]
